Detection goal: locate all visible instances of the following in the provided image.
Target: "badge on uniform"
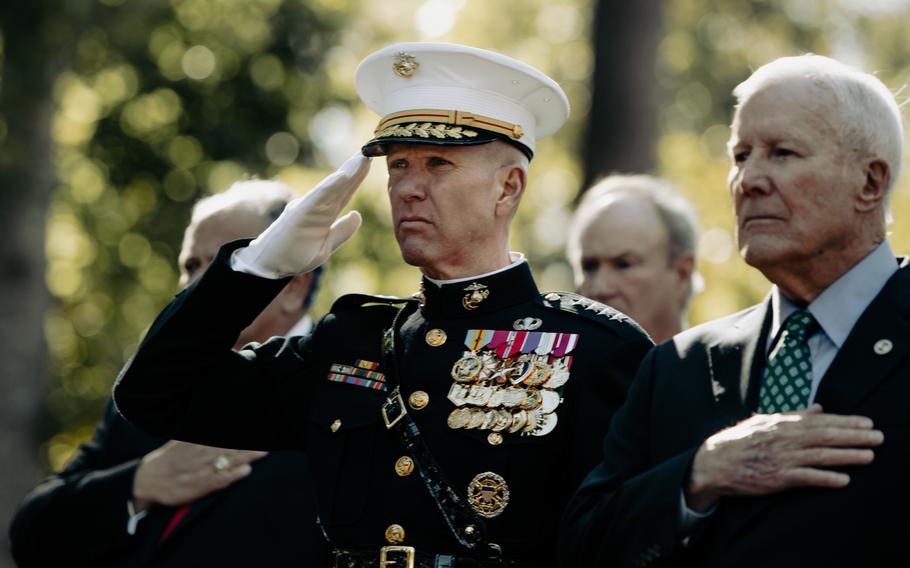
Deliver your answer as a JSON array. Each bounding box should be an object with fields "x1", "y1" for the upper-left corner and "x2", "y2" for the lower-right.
[
  {"x1": 446, "y1": 329, "x2": 578, "y2": 439},
  {"x1": 327, "y1": 359, "x2": 387, "y2": 392},
  {"x1": 467, "y1": 471, "x2": 510, "y2": 518}
]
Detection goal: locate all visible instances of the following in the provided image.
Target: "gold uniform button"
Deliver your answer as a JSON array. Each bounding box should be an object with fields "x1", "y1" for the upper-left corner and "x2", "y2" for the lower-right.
[
  {"x1": 425, "y1": 328, "x2": 447, "y2": 346},
  {"x1": 330, "y1": 419, "x2": 342, "y2": 433},
  {"x1": 487, "y1": 432, "x2": 503, "y2": 446},
  {"x1": 385, "y1": 524, "x2": 406, "y2": 544},
  {"x1": 408, "y1": 390, "x2": 430, "y2": 410},
  {"x1": 395, "y1": 456, "x2": 415, "y2": 477}
]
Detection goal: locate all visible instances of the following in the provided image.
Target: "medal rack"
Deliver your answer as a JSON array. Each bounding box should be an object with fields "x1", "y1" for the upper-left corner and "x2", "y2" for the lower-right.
[{"x1": 446, "y1": 330, "x2": 577, "y2": 438}]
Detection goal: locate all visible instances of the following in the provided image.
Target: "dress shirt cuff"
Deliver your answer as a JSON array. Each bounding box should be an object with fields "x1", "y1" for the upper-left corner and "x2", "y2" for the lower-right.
[
  {"x1": 126, "y1": 500, "x2": 148, "y2": 535},
  {"x1": 678, "y1": 489, "x2": 715, "y2": 535}
]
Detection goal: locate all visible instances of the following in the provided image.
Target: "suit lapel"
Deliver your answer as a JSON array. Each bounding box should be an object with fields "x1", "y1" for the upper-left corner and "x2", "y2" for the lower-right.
[
  {"x1": 706, "y1": 299, "x2": 772, "y2": 417},
  {"x1": 814, "y1": 265, "x2": 910, "y2": 413}
]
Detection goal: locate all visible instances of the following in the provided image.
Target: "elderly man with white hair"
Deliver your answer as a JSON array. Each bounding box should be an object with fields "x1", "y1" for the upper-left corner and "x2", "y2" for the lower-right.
[{"x1": 560, "y1": 54, "x2": 908, "y2": 567}]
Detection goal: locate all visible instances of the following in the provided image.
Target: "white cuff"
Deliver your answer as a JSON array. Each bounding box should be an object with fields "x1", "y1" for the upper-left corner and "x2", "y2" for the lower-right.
[
  {"x1": 126, "y1": 500, "x2": 148, "y2": 535},
  {"x1": 230, "y1": 248, "x2": 285, "y2": 280}
]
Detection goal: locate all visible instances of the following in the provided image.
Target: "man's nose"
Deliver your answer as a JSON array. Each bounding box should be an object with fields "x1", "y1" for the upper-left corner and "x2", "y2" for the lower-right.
[
  {"x1": 733, "y1": 156, "x2": 772, "y2": 197},
  {"x1": 583, "y1": 270, "x2": 619, "y2": 301},
  {"x1": 390, "y1": 170, "x2": 428, "y2": 201}
]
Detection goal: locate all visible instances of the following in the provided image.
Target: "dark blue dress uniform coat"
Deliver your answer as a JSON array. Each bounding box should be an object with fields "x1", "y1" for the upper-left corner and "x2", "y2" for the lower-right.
[
  {"x1": 559, "y1": 259, "x2": 910, "y2": 568},
  {"x1": 113, "y1": 241, "x2": 652, "y2": 566}
]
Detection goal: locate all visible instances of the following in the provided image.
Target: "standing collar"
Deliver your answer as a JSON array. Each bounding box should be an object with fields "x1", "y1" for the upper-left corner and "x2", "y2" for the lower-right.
[
  {"x1": 418, "y1": 254, "x2": 539, "y2": 319},
  {"x1": 424, "y1": 252, "x2": 527, "y2": 286},
  {"x1": 771, "y1": 240, "x2": 897, "y2": 348}
]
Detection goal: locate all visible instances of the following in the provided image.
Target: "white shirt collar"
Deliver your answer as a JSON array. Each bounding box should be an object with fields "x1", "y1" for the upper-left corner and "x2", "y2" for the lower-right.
[
  {"x1": 424, "y1": 252, "x2": 527, "y2": 287},
  {"x1": 771, "y1": 240, "x2": 897, "y2": 348}
]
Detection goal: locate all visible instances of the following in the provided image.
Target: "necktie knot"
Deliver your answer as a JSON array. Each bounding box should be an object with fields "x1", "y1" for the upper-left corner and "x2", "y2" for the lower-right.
[{"x1": 783, "y1": 309, "x2": 816, "y2": 342}]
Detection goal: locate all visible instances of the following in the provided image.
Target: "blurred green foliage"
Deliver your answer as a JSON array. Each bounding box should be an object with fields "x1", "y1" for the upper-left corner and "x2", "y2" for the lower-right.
[
  {"x1": 29, "y1": 0, "x2": 910, "y2": 469},
  {"x1": 40, "y1": 0, "x2": 350, "y2": 469}
]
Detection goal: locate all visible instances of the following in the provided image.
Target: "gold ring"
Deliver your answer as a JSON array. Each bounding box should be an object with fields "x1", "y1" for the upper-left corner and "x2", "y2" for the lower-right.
[{"x1": 213, "y1": 455, "x2": 231, "y2": 472}]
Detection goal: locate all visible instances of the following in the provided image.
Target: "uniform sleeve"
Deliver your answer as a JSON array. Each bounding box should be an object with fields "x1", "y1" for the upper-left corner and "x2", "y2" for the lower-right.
[
  {"x1": 558, "y1": 345, "x2": 700, "y2": 567},
  {"x1": 113, "y1": 239, "x2": 321, "y2": 450},
  {"x1": 9, "y1": 401, "x2": 148, "y2": 567}
]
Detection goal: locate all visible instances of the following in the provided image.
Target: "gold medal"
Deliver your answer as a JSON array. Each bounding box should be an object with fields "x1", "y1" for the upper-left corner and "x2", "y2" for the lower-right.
[
  {"x1": 466, "y1": 385, "x2": 494, "y2": 406},
  {"x1": 518, "y1": 389, "x2": 543, "y2": 411},
  {"x1": 425, "y1": 328, "x2": 447, "y2": 347},
  {"x1": 467, "y1": 472, "x2": 510, "y2": 518},
  {"x1": 540, "y1": 389, "x2": 561, "y2": 413},
  {"x1": 447, "y1": 383, "x2": 469, "y2": 407},
  {"x1": 486, "y1": 387, "x2": 505, "y2": 408},
  {"x1": 452, "y1": 353, "x2": 484, "y2": 383},
  {"x1": 466, "y1": 409, "x2": 486, "y2": 429},
  {"x1": 508, "y1": 359, "x2": 534, "y2": 385},
  {"x1": 491, "y1": 409, "x2": 512, "y2": 431},
  {"x1": 524, "y1": 361, "x2": 552, "y2": 386},
  {"x1": 465, "y1": 385, "x2": 493, "y2": 406},
  {"x1": 528, "y1": 412, "x2": 558, "y2": 437},
  {"x1": 543, "y1": 357, "x2": 571, "y2": 388},
  {"x1": 447, "y1": 408, "x2": 471, "y2": 429},
  {"x1": 500, "y1": 387, "x2": 525, "y2": 408},
  {"x1": 522, "y1": 409, "x2": 540, "y2": 433},
  {"x1": 508, "y1": 410, "x2": 528, "y2": 433},
  {"x1": 479, "y1": 410, "x2": 496, "y2": 430}
]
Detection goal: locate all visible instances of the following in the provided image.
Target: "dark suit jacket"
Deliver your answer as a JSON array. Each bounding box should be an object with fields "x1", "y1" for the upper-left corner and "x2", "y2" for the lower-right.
[
  {"x1": 560, "y1": 260, "x2": 910, "y2": 568},
  {"x1": 9, "y1": 398, "x2": 328, "y2": 568}
]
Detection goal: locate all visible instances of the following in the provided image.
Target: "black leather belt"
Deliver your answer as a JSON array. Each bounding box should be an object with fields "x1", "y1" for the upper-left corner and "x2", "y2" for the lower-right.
[{"x1": 335, "y1": 547, "x2": 531, "y2": 568}]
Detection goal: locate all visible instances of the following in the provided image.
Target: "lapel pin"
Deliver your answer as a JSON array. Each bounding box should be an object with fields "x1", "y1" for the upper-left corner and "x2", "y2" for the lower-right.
[{"x1": 873, "y1": 338, "x2": 893, "y2": 355}]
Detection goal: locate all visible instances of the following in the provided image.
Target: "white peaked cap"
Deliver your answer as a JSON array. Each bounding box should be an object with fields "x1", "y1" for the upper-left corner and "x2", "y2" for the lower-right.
[{"x1": 355, "y1": 42, "x2": 570, "y2": 159}]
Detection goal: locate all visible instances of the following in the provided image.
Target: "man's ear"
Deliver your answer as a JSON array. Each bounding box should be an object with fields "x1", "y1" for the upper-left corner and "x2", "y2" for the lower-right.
[
  {"x1": 280, "y1": 271, "x2": 315, "y2": 314},
  {"x1": 856, "y1": 159, "x2": 890, "y2": 213},
  {"x1": 672, "y1": 253, "x2": 695, "y2": 305},
  {"x1": 495, "y1": 165, "x2": 526, "y2": 217}
]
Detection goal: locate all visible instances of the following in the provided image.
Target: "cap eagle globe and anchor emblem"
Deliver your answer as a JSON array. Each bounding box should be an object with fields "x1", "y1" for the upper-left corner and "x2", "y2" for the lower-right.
[{"x1": 392, "y1": 51, "x2": 419, "y2": 78}]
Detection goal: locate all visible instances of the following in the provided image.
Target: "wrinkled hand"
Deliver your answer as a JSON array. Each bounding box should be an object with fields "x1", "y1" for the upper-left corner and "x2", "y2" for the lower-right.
[
  {"x1": 132, "y1": 441, "x2": 268, "y2": 511},
  {"x1": 685, "y1": 404, "x2": 883, "y2": 512},
  {"x1": 232, "y1": 153, "x2": 371, "y2": 278}
]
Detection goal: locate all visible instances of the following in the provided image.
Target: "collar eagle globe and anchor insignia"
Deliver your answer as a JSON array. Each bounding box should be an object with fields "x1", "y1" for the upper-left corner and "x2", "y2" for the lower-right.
[
  {"x1": 462, "y1": 283, "x2": 490, "y2": 310},
  {"x1": 467, "y1": 471, "x2": 510, "y2": 518}
]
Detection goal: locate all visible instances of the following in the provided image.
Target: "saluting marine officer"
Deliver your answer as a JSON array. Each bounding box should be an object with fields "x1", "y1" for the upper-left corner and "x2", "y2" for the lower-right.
[{"x1": 114, "y1": 43, "x2": 651, "y2": 568}]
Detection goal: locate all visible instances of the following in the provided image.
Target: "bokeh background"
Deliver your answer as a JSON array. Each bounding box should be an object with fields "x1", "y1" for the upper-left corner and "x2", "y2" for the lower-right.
[{"x1": 3, "y1": 0, "x2": 910, "y2": 563}]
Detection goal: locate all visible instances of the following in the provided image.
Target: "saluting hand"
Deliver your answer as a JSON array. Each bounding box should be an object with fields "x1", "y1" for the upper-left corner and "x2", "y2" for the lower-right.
[
  {"x1": 232, "y1": 153, "x2": 371, "y2": 278},
  {"x1": 685, "y1": 404, "x2": 884, "y2": 512},
  {"x1": 131, "y1": 441, "x2": 268, "y2": 512}
]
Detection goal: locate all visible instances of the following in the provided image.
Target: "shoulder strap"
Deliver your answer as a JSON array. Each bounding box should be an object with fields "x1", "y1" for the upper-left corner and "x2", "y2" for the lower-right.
[{"x1": 379, "y1": 303, "x2": 492, "y2": 552}]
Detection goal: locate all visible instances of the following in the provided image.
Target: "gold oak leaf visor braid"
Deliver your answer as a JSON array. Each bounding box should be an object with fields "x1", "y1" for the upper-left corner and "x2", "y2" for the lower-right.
[{"x1": 361, "y1": 108, "x2": 532, "y2": 160}]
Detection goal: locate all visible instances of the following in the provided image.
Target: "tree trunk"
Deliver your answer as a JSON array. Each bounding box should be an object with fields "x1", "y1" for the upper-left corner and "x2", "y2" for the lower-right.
[
  {"x1": 582, "y1": 0, "x2": 663, "y2": 191},
  {"x1": 0, "y1": 5, "x2": 61, "y2": 565}
]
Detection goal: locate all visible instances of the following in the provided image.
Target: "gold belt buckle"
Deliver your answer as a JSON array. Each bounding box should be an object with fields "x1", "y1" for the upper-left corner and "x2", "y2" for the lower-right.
[{"x1": 379, "y1": 545, "x2": 416, "y2": 568}]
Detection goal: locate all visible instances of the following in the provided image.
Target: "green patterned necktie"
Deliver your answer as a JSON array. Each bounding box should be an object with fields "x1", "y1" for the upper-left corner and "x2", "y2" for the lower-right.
[{"x1": 758, "y1": 309, "x2": 817, "y2": 413}]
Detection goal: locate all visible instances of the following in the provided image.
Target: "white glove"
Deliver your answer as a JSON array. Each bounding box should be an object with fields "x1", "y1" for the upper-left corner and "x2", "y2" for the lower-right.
[{"x1": 231, "y1": 153, "x2": 371, "y2": 278}]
